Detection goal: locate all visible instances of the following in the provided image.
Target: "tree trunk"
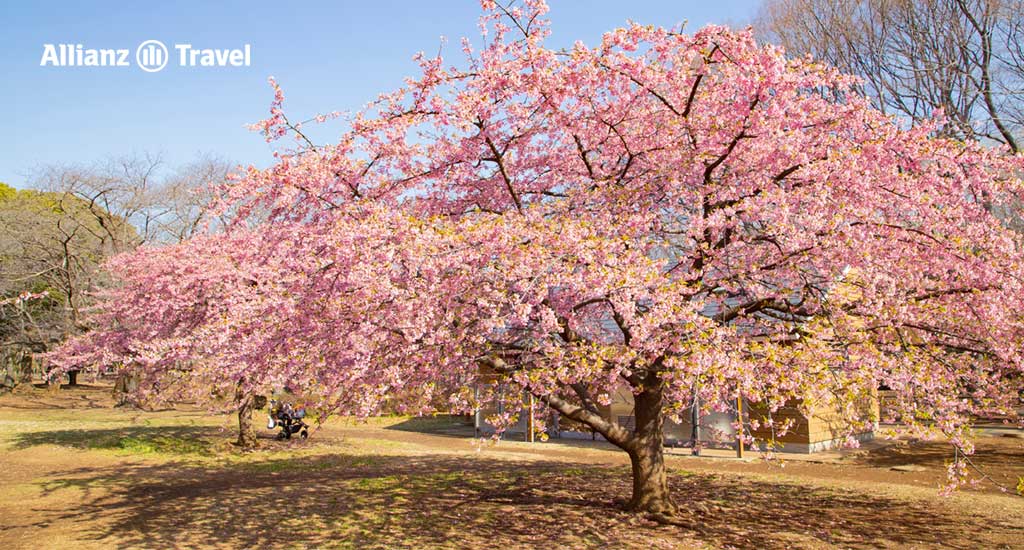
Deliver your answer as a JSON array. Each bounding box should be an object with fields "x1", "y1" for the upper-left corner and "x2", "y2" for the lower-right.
[
  {"x1": 235, "y1": 387, "x2": 258, "y2": 449},
  {"x1": 113, "y1": 370, "x2": 140, "y2": 406},
  {"x1": 690, "y1": 390, "x2": 701, "y2": 456},
  {"x1": 67, "y1": 369, "x2": 79, "y2": 386},
  {"x1": 18, "y1": 353, "x2": 34, "y2": 384},
  {"x1": 47, "y1": 370, "x2": 61, "y2": 393},
  {"x1": 500, "y1": 351, "x2": 678, "y2": 516},
  {"x1": 626, "y1": 385, "x2": 676, "y2": 514}
]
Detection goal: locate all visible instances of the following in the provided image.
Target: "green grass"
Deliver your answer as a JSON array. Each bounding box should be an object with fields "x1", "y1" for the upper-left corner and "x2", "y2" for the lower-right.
[
  {"x1": 108, "y1": 435, "x2": 210, "y2": 455},
  {"x1": 12, "y1": 426, "x2": 215, "y2": 457},
  {"x1": 347, "y1": 437, "x2": 414, "y2": 450},
  {"x1": 353, "y1": 475, "x2": 401, "y2": 490}
]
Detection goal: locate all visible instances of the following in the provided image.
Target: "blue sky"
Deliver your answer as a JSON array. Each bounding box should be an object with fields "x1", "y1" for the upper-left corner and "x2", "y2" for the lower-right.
[{"x1": 0, "y1": 1, "x2": 760, "y2": 186}]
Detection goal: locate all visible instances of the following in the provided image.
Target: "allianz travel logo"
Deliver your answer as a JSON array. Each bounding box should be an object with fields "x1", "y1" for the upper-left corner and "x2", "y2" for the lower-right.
[{"x1": 40, "y1": 40, "x2": 252, "y2": 72}]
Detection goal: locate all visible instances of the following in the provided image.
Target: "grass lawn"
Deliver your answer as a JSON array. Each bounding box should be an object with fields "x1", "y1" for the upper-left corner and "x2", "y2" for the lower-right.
[{"x1": 0, "y1": 384, "x2": 1021, "y2": 549}]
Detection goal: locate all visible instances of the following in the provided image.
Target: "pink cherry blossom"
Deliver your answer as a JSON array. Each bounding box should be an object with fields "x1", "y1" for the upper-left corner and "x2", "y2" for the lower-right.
[{"x1": 55, "y1": 1, "x2": 1024, "y2": 512}]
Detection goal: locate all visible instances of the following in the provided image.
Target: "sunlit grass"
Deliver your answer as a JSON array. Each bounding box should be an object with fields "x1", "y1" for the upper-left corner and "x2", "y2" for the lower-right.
[{"x1": 2, "y1": 386, "x2": 1021, "y2": 549}]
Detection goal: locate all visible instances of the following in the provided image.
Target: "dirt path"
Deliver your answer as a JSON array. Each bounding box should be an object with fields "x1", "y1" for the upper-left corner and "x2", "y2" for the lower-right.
[{"x1": 1, "y1": 385, "x2": 1021, "y2": 549}]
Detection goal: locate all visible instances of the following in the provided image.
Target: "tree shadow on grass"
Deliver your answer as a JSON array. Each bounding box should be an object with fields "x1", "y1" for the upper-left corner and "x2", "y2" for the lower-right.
[
  {"x1": 384, "y1": 415, "x2": 473, "y2": 434},
  {"x1": 0, "y1": 384, "x2": 115, "y2": 410},
  {"x1": 846, "y1": 436, "x2": 1024, "y2": 494},
  {"x1": 852, "y1": 437, "x2": 1023, "y2": 468},
  {"x1": 19, "y1": 451, "x2": 1020, "y2": 549},
  {"x1": 11, "y1": 425, "x2": 220, "y2": 456}
]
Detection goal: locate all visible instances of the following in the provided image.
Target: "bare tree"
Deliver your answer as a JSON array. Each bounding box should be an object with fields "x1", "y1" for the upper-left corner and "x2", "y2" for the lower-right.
[
  {"x1": 0, "y1": 183, "x2": 130, "y2": 360},
  {"x1": 757, "y1": 0, "x2": 1024, "y2": 152},
  {"x1": 32, "y1": 152, "x2": 232, "y2": 247},
  {"x1": 33, "y1": 153, "x2": 162, "y2": 251},
  {"x1": 148, "y1": 154, "x2": 233, "y2": 243},
  {"x1": 0, "y1": 154, "x2": 234, "y2": 384}
]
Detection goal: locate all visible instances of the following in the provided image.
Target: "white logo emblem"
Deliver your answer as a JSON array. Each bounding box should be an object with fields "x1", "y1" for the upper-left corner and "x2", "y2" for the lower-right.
[{"x1": 135, "y1": 40, "x2": 168, "y2": 72}]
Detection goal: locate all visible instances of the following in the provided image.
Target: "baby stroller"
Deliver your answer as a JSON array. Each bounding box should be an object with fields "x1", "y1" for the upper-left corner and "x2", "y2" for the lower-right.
[{"x1": 267, "y1": 399, "x2": 309, "y2": 440}]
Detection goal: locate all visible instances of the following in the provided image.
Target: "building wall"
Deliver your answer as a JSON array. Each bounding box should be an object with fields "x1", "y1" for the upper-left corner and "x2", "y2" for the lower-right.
[{"x1": 474, "y1": 380, "x2": 877, "y2": 453}]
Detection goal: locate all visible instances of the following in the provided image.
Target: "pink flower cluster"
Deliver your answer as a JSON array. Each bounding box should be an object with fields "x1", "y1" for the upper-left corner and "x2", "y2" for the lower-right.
[{"x1": 56, "y1": 1, "x2": 1024, "y2": 492}]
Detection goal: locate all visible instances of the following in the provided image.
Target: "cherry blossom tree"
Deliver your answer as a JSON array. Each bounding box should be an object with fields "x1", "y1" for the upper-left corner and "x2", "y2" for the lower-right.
[{"x1": 59, "y1": 1, "x2": 1024, "y2": 513}]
